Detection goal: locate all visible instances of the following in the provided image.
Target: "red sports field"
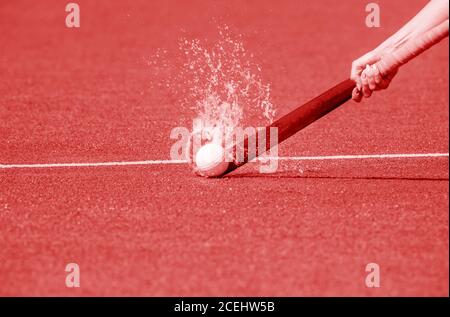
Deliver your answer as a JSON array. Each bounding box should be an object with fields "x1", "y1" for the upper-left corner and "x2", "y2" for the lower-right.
[{"x1": 0, "y1": 0, "x2": 448, "y2": 296}]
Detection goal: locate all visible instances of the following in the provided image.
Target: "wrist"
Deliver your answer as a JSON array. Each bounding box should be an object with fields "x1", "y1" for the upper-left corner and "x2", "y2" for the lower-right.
[{"x1": 374, "y1": 42, "x2": 395, "y2": 55}]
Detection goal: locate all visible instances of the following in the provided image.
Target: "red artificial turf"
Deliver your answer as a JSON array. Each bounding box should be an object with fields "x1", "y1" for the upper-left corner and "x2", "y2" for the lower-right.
[{"x1": 0, "y1": 0, "x2": 448, "y2": 296}]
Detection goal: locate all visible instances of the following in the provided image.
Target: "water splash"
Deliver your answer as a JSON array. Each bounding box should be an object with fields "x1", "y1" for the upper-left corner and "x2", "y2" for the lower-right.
[
  {"x1": 147, "y1": 26, "x2": 276, "y2": 145},
  {"x1": 178, "y1": 26, "x2": 276, "y2": 146}
]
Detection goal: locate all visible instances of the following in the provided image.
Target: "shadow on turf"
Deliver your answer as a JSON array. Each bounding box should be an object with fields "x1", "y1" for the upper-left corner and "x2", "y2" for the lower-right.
[{"x1": 224, "y1": 173, "x2": 449, "y2": 181}]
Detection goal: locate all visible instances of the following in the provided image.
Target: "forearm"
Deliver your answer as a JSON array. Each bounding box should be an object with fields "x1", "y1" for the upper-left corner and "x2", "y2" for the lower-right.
[{"x1": 375, "y1": 0, "x2": 449, "y2": 52}]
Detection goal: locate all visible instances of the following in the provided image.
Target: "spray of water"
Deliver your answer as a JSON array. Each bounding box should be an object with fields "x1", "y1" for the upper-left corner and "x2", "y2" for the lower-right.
[
  {"x1": 146, "y1": 26, "x2": 277, "y2": 167},
  {"x1": 178, "y1": 26, "x2": 276, "y2": 147}
]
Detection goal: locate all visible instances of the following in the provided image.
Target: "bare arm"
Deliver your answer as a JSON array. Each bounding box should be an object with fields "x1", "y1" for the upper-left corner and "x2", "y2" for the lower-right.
[{"x1": 351, "y1": 0, "x2": 449, "y2": 102}]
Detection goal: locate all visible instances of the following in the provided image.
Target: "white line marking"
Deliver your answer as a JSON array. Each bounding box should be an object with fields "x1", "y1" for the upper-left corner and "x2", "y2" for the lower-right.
[
  {"x1": 0, "y1": 153, "x2": 448, "y2": 169},
  {"x1": 0, "y1": 160, "x2": 187, "y2": 169},
  {"x1": 268, "y1": 153, "x2": 450, "y2": 161}
]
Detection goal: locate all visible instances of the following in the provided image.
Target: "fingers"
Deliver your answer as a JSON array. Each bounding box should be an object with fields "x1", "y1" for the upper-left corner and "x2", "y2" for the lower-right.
[
  {"x1": 350, "y1": 61, "x2": 363, "y2": 92},
  {"x1": 350, "y1": 50, "x2": 401, "y2": 102},
  {"x1": 350, "y1": 51, "x2": 381, "y2": 78},
  {"x1": 352, "y1": 87, "x2": 363, "y2": 102},
  {"x1": 372, "y1": 65, "x2": 383, "y2": 85},
  {"x1": 366, "y1": 65, "x2": 377, "y2": 90},
  {"x1": 352, "y1": 63, "x2": 399, "y2": 102},
  {"x1": 350, "y1": 51, "x2": 382, "y2": 102},
  {"x1": 360, "y1": 67, "x2": 372, "y2": 98}
]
